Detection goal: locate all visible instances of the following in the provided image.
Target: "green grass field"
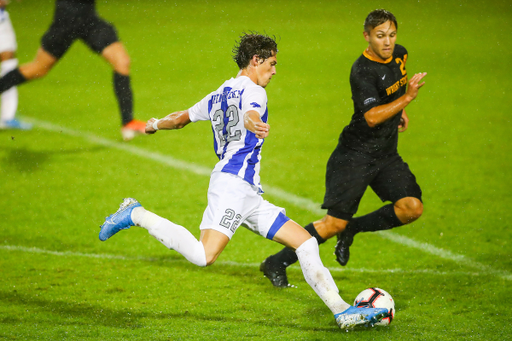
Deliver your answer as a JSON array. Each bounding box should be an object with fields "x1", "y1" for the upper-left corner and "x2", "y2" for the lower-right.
[{"x1": 1, "y1": 0, "x2": 511, "y2": 340}]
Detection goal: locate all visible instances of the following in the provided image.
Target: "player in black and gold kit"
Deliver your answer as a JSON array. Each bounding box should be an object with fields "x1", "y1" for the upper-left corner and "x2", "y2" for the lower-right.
[
  {"x1": 0, "y1": 0, "x2": 146, "y2": 140},
  {"x1": 260, "y1": 9, "x2": 427, "y2": 287}
]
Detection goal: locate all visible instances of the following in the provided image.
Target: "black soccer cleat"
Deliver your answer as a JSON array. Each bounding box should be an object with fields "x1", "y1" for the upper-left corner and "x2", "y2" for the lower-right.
[
  {"x1": 260, "y1": 257, "x2": 290, "y2": 288},
  {"x1": 334, "y1": 230, "x2": 354, "y2": 266}
]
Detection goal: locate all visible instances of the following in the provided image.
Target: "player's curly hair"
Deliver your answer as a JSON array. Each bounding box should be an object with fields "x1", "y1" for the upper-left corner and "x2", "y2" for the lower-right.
[
  {"x1": 364, "y1": 9, "x2": 398, "y2": 32},
  {"x1": 232, "y1": 32, "x2": 278, "y2": 69}
]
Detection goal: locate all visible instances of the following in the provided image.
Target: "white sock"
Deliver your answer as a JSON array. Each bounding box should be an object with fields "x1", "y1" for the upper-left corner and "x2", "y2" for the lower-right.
[
  {"x1": 295, "y1": 237, "x2": 350, "y2": 315},
  {"x1": 131, "y1": 206, "x2": 207, "y2": 267},
  {"x1": 1, "y1": 59, "x2": 19, "y2": 122}
]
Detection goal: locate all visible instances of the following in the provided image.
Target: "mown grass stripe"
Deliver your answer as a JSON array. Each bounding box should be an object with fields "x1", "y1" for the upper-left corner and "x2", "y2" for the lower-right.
[{"x1": 0, "y1": 244, "x2": 488, "y2": 279}]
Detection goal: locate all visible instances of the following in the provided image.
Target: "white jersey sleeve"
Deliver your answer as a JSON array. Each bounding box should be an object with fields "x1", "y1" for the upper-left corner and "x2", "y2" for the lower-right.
[
  {"x1": 188, "y1": 92, "x2": 214, "y2": 122},
  {"x1": 240, "y1": 86, "x2": 267, "y2": 118}
]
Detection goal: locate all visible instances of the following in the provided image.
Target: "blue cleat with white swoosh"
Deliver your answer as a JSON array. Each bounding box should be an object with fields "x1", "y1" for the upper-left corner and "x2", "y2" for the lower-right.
[
  {"x1": 335, "y1": 306, "x2": 388, "y2": 330},
  {"x1": 99, "y1": 198, "x2": 141, "y2": 241}
]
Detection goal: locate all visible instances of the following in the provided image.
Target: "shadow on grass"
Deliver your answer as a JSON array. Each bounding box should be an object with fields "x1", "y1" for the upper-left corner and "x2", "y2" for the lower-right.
[
  {"x1": 2, "y1": 145, "x2": 106, "y2": 172},
  {"x1": 0, "y1": 290, "x2": 346, "y2": 334}
]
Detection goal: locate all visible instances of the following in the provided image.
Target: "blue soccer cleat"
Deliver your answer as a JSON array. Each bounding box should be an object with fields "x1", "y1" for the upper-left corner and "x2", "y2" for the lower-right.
[
  {"x1": 0, "y1": 118, "x2": 33, "y2": 130},
  {"x1": 99, "y1": 198, "x2": 141, "y2": 241},
  {"x1": 334, "y1": 306, "x2": 389, "y2": 330}
]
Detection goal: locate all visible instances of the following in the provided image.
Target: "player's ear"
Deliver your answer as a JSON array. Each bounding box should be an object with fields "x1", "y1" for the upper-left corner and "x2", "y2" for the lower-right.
[
  {"x1": 251, "y1": 55, "x2": 261, "y2": 66},
  {"x1": 363, "y1": 31, "x2": 370, "y2": 42}
]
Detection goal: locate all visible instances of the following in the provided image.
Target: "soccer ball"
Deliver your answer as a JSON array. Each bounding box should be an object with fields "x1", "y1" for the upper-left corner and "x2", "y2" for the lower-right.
[{"x1": 354, "y1": 288, "x2": 395, "y2": 326}]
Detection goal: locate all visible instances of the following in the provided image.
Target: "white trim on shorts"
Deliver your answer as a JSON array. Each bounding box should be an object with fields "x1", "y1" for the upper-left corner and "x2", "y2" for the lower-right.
[
  {"x1": 0, "y1": 11, "x2": 17, "y2": 53},
  {"x1": 199, "y1": 171, "x2": 289, "y2": 240}
]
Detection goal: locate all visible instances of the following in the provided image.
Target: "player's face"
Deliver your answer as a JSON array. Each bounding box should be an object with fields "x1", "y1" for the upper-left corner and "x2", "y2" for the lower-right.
[
  {"x1": 364, "y1": 21, "x2": 397, "y2": 61},
  {"x1": 256, "y1": 54, "x2": 277, "y2": 88}
]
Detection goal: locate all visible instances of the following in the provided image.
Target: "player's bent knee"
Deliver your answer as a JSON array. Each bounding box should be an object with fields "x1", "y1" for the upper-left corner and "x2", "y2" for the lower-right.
[
  {"x1": 398, "y1": 197, "x2": 423, "y2": 223},
  {"x1": 409, "y1": 198, "x2": 423, "y2": 221},
  {"x1": 114, "y1": 56, "x2": 130, "y2": 75},
  {"x1": 204, "y1": 255, "x2": 218, "y2": 267}
]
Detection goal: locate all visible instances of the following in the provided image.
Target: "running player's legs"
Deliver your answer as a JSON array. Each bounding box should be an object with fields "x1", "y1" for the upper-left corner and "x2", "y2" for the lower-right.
[
  {"x1": 370, "y1": 154, "x2": 423, "y2": 223},
  {"x1": 102, "y1": 42, "x2": 130, "y2": 75},
  {"x1": 18, "y1": 48, "x2": 58, "y2": 80},
  {"x1": 19, "y1": 2, "x2": 80, "y2": 80},
  {"x1": 79, "y1": 14, "x2": 128, "y2": 74},
  {"x1": 318, "y1": 146, "x2": 376, "y2": 238},
  {"x1": 78, "y1": 13, "x2": 138, "y2": 130}
]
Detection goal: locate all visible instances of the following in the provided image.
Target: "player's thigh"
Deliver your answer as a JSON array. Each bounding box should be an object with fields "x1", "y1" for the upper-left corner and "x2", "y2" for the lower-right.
[
  {"x1": 82, "y1": 15, "x2": 119, "y2": 56},
  {"x1": 101, "y1": 42, "x2": 130, "y2": 74},
  {"x1": 40, "y1": 20, "x2": 77, "y2": 59},
  {"x1": 0, "y1": 11, "x2": 17, "y2": 55},
  {"x1": 243, "y1": 198, "x2": 290, "y2": 240},
  {"x1": 272, "y1": 220, "x2": 311, "y2": 250},
  {"x1": 199, "y1": 229, "x2": 230, "y2": 264},
  {"x1": 370, "y1": 154, "x2": 422, "y2": 203},
  {"x1": 322, "y1": 146, "x2": 375, "y2": 220}
]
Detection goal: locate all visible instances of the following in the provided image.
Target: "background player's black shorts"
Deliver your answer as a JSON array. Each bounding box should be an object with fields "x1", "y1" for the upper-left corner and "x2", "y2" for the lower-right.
[
  {"x1": 41, "y1": 1, "x2": 119, "y2": 59},
  {"x1": 322, "y1": 145, "x2": 422, "y2": 220}
]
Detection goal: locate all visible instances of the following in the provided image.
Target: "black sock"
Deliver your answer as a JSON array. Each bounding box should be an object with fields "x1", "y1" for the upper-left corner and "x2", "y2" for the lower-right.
[
  {"x1": 304, "y1": 222, "x2": 326, "y2": 244},
  {"x1": 113, "y1": 72, "x2": 133, "y2": 125},
  {"x1": 347, "y1": 204, "x2": 403, "y2": 234},
  {"x1": 0, "y1": 68, "x2": 26, "y2": 93},
  {"x1": 270, "y1": 223, "x2": 326, "y2": 267}
]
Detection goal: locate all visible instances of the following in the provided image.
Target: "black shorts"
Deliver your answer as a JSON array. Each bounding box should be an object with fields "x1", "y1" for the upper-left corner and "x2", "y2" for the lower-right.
[
  {"x1": 322, "y1": 145, "x2": 422, "y2": 220},
  {"x1": 41, "y1": 1, "x2": 119, "y2": 59}
]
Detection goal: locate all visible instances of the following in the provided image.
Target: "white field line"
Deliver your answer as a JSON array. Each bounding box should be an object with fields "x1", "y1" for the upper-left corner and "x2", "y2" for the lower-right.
[
  {"x1": 19, "y1": 117, "x2": 512, "y2": 281},
  {"x1": 0, "y1": 244, "x2": 487, "y2": 279}
]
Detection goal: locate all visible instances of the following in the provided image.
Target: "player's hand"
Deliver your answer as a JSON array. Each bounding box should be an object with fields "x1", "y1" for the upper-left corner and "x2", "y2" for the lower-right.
[
  {"x1": 406, "y1": 72, "x2": 427, "y2": 101},
  {"x1": 398, "y1": 110, "x2": 409, "y2": 133},
  {"x1": 0, "y1": 0, "x2": 9, "y2": 9},
  {"x1": 253, "y1": 122, "x2": 270, "y2": 139},
  {"x1": 145, "y1": 118, "x2": 158, "y2": 134}
]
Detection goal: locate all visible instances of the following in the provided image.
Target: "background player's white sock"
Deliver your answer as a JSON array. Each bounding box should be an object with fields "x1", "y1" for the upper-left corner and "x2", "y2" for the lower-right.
[
  {"x1": 1, "y1": 59, "x2": 19, "y2": 122},
  {"x1": 295, "y1": 237, "x2": 350, "y2": 315},
  {"x1": 131, "y1": 207, "x2": 207, "y2": 267}
]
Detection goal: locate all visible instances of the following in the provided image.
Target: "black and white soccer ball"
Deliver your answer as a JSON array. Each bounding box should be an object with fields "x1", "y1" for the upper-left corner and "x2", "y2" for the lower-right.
[{"x1": 354, "y1": 287, "x2": 395, "y2": 326}]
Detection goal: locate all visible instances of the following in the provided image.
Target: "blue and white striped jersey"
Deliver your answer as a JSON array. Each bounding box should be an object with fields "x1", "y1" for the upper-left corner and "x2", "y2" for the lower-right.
[{"x1": 189, "y1": 76, "x2": 268, "y2": 193}]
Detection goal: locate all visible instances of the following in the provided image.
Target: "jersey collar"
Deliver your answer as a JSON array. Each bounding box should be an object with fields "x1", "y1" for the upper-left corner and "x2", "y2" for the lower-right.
[{"x1": 363, "y1": 49, "x2": 393, "y2": 64}]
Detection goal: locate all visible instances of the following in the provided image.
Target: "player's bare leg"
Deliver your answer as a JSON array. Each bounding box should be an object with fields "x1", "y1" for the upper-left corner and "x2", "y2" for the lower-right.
[
  {"x1": 0, "y1": 47, "x2": 57, "y2": 96},
  {"x1": 199, "y1": 229, "x2": 230, "y2": 265},
  {"x1": 19, "y1": 47, "x2": 58, "y2": 80},
  {"x1": 102, "y1": 42, "x2": 145, "y2": 140}
]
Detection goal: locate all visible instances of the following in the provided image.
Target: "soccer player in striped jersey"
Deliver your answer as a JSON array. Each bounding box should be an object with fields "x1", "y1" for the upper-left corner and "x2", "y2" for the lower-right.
[{"x1": 98, "y1": 33, "x2": 387, "y2": 330}]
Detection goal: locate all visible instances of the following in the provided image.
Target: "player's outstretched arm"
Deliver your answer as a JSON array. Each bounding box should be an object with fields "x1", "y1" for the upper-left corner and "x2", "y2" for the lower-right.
[
  {"x1": 244, "y1": 110, "x2": 270, "y2": 139},
  {"x1": 145, "y1": 110, "x2": 192, "y2": 134},
  {"x1": 364, "y1": 72, "x2": 427, "y2": 128}
]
